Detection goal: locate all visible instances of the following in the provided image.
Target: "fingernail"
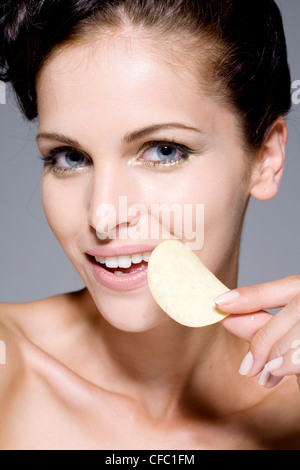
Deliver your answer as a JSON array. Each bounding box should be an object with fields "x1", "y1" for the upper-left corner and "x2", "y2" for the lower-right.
[
  {"x1": 214, "y1": 290, "x2": 240, "y2": 306},
  {"x1": 263, "y1": 375, "x2": 283, "y2": 389},
  {"x1": 265, "y1": 356, "x2": 284, "y2": 372},
  {"x1": 258, "y1": 367, "x2": 271, "y2": 386},
  {"x1": 258, "y1": 357, "x2": 284, "y2": 387},
  {"x1": 239, "y1": 351, "x2": 254, "y2": 376}
]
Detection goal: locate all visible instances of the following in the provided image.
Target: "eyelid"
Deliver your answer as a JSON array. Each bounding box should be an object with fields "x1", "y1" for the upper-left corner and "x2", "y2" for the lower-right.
[
  {"x1": 40, "y1": 145, "x2": 89, "y2": 160},
  {"x1": 39, "y1": 146, "x2": 92, "y2": 175},
  {"x1": 136, "y1": 140, "x2": 194, "y2": 153},
  {"x1": 131, "y1": 140, "x2": 198, "y2": 168},
  {"x1": 39, "y1": 140, "x2": 200, "y2": 172}
]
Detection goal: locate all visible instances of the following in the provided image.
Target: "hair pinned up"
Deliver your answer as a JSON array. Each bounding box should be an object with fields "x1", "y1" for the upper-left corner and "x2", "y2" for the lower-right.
[{"x1": 0, "y1": 0, "x2": 291, "y2": 151}]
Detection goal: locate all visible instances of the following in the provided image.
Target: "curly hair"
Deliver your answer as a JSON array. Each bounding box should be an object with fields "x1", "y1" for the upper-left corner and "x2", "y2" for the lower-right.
[{"x1": 0, "y1": 0, "x2": 291, "y2": 151}]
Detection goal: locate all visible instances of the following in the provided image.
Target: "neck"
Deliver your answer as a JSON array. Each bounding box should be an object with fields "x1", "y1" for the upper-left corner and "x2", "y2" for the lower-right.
[
  {"x1": 100, "y1": 318, "x2": 213, "y2": 379},
  {"x1": 95, "y1": 315, "x2": 247, "y2": 419},
  {"x1": 82, "y1": 244, "x2": 247, "y2": 419}
]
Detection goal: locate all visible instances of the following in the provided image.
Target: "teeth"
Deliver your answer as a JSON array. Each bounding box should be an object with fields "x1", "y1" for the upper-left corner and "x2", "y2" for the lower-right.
[
  {"x1": 105, "y1": 257, "x2": 119, "y2": 269},
  {"x1": 95, "y1": 252, "x2": 152, "y2": 269},
  {"x1": 131, "y1": 254, "x2": 143, "y2": 264},
  {"x1": 118, "y1": 256, "x2": 132, "y2": 269},
  {"x1": 142, "y1": 253, "x2": 151, "y2": 262}
]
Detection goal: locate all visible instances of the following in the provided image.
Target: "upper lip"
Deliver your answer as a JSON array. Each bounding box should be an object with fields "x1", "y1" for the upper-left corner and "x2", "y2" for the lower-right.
[{"x1": 86, "y1": 244, "x2": 157, "y2": 258}]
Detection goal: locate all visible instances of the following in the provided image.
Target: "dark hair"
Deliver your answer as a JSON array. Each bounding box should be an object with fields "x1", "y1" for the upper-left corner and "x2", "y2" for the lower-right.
[{"x1": 0, "y1": 0, "x2": 291, "y2": 151}]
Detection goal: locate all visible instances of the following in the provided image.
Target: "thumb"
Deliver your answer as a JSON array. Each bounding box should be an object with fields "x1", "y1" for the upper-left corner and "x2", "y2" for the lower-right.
[{"x1": 222, "y1": 311, "x2": 272, "y2": 343}]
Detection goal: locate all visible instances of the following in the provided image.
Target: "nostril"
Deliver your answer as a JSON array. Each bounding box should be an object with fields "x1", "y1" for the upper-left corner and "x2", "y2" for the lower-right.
[{"x1": 129, "y1": 215, "x2": 140, "y2": 227}]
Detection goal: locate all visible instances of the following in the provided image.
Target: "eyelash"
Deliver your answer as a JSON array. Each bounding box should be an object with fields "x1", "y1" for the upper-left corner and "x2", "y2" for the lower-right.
[
  {"x1": 134, "y1": 141, "x2": 196, "y2": 168},
  {"x1": 39, "y1": 146, "x2": 91, "y2": 176},
  {"x1": 39, "y1": 141, "x2": 196, "y2": 175}
]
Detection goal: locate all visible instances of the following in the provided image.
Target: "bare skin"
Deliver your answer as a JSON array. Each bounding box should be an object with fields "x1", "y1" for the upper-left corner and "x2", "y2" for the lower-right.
[
  {"x1": 1, "y1": 30, "x2": 299, "y2": 450},
  {"x1": 0, "y1": 290, "x2": 300, "y2": 450}
]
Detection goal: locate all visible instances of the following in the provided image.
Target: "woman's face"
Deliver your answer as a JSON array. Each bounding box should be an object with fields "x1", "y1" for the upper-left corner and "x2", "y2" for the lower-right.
[{"x1": 36, "y1": 33, "x2": 254, "y2": 332}]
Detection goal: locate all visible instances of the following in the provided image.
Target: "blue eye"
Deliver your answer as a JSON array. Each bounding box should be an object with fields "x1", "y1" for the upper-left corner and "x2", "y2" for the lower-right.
[
  {"x1": 156, "y1": 145, "x2": 178, "y2": 161},
  {"x1": 64, "y1": 150, "x2": 84, "y2": 167},
  {"x1": 138, "y1": 143, "x2": 191, "y2": 165},
  {"x1": 55, "y1": 149, "x2": 88, "y2": 168},
  {"x1": 41, "y1": 147, "x2": 91, "y2": 174}
]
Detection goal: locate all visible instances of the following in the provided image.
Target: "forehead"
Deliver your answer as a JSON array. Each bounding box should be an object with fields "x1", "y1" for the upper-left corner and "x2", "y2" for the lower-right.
[
  {"x1": 36, "y1": 32, "x2": 240, "y2": 150},
  {"x1": 37, "y1": 34, "x2": 203, "y2": 110}
]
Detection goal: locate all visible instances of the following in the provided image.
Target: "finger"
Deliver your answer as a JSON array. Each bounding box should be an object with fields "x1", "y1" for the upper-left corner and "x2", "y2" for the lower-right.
[
  {"x1": 261, "y1": 334, "x2": 300, "y2": 378},
  {"x1": 257, "y1": 346, "x2": 300, "y2": 390},
  {"x1": 242, "y1": 294, "x2": 300, "y2": 376},
  {"x1": 222, "y1": 311, "x2": 272, "y2": 343},
  {"x1": 215, "y1": 275, "x2": 300, "y2": 313},
  {"x1": 258, "y1": 371, "x2": 283, "y2": 388}
]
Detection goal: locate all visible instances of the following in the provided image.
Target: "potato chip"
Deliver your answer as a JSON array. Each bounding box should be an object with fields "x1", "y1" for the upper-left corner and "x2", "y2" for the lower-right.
[{"x1": 147, "y1": 240, "x2": 230, "y2": 327}]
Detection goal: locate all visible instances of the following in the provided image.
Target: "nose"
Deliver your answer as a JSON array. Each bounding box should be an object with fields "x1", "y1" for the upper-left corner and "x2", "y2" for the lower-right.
[{"x1": 87, "y1": 163, "x2": 141, "y2": 240}]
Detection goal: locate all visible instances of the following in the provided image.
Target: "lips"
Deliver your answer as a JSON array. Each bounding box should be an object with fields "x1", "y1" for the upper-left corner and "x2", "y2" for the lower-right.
[
  {"x1": 94, "y1": 252, "x2": 151, "y2": 275},
  {"x1": 86, "y1": 245, "x2": 156, "y2": 291}
]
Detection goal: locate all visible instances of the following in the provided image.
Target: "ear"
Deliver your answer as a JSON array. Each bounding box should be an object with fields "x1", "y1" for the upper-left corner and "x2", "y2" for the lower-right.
[{"x1": 250, "y1": 117, "x2": 288, "y2": 201}]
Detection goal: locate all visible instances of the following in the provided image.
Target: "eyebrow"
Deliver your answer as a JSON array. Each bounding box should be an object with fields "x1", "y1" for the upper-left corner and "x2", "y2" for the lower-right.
[
  {"x1": 36, "y1": 123, "x2": 202, "y2": 147},
  {"x1": 123, "y1": 123, "x2": 202, "y2": 143},
  {"x1": 36, "y1": 132, "x2": 81, "y2": 148}
]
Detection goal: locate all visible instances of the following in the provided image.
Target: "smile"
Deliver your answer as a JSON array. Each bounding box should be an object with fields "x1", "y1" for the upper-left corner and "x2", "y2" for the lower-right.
[
  {"x1": 94, "y1": 252, "x2": 151, "y2": 276},
  {"x1": 86, "y1": 246, "x2": 155, "y2": 291}
]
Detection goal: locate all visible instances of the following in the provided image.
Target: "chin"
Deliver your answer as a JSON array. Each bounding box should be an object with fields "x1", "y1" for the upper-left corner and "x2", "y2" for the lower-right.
[{"x1": 91, "y1": 289, "x2": 168, "y2": 333}]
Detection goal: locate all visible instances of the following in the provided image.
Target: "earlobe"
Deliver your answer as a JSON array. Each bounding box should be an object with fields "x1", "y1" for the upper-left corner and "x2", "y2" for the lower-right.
[
  {"x1": 250, "y1": 117, "x2": 288, "y2": 202},
  {"x1": 250, "y1": 165, "x2": 279, "y2": 201}
]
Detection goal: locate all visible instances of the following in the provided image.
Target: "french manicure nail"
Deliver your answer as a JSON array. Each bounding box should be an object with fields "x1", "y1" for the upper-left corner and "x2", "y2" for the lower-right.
[
  {"x1": 214, "y1": 290, "x2": 240, "y2": 306},
  {"x1": 239, "y1": 351, "x2": 254, "y2": 376},
  {"x1": 265, "y1": 356, "x2": 284, "y2": 372},
  {"x1": 258, "y1": 367, "x2": 271, "y2": 386},
  {"x1": 263, "y1": 375, "x2": 283, "y2": 389}
]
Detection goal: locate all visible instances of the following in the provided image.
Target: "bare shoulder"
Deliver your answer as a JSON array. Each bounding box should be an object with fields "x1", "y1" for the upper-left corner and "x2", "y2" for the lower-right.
[
  {"x1": 0, "y1": 291, "x2": 96, "y2": 449},
  {"x1": 0, "y1": 290, "x2": 90, "y2": 393},
  {"x1": 0, "y1": 289, "x2": 88, "y2": 337},
  {"x1": 0, "y1": 292, "x2": 76, "y2": 353},
  {"x1": 0, "y1": 302, "x2": 25, "y2": 399},
  {"x1": 0, "y1": 289, "x2": 94, "y2": 363},
  {"x1": 0, "y1": 295, "x2": 66, "y2": 339}
]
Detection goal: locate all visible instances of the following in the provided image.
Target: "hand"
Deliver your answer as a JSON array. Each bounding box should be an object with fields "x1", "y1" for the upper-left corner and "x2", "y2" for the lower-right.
[{"x1": 215, "y1": 276, "x2": 300, "y2": 388}]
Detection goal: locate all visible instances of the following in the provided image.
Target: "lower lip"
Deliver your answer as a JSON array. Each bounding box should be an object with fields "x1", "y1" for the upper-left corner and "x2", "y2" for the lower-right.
[{"x1": 87, "y1": 256, "x2": 149, "y2": 292}]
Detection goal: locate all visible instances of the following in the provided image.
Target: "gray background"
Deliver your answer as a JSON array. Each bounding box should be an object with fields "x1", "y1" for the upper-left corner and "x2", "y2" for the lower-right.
[{"x1": 0, "y1": 0, "x2": 300, "y2": 303}]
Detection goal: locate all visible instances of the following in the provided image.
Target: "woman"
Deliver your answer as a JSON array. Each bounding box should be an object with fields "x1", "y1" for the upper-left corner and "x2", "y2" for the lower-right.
[{"x1": 0, "y1": 0, "x2": 299, "y2": 450}]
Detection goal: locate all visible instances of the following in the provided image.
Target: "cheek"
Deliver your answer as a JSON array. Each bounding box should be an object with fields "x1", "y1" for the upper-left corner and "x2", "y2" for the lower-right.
[
  {"x1": 204, "y1": 172, "x2": 246, "y2": 219},
  {"x1": 41, "y1": 176, "x2": 86, "y2": 247},
  {"x1": 197, "y1": 165, "x2": 250, "y2": 269},
  {"x1": 131, "y1": 163, "x2": 248, "y2": 252}
]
